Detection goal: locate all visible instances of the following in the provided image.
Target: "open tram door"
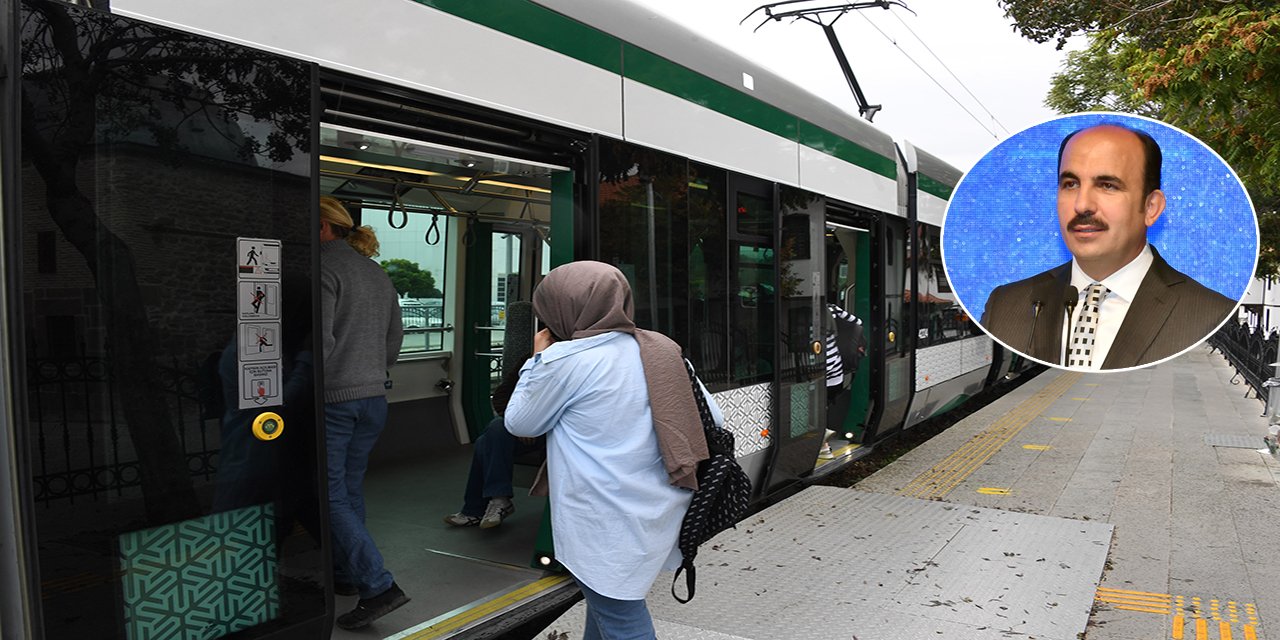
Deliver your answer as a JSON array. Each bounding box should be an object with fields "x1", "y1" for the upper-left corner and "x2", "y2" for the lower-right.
[
  {"x1": 822, "y1": 206, "x2": 888, "y2": 452},
  {"x1": 317, "y1": 77, "x2": 588, "y2": 638}
]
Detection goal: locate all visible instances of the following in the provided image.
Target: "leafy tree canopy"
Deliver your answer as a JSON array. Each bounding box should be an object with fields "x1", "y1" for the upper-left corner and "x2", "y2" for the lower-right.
[
  {"x1": 1002, "y1": 1, "x2": 1280, "y2": 277},
  {"x1": 381, "y1": 258, "x2": 442, "y2": 298}
]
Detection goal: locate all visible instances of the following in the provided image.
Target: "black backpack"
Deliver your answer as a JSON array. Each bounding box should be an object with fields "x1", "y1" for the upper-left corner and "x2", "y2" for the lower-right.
[{"x1": 672, "y1": 360, "x2": 752, "y2": 603}]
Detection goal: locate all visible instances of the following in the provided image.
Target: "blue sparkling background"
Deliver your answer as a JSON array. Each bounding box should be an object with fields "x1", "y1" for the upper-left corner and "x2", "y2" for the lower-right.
[{"x1": 941, "y1": 113, "x2": 1257, "y2": 321}]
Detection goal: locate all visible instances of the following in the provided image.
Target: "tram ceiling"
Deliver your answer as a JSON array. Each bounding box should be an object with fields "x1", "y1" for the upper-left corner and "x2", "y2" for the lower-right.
[{"x1": 320, "y1": 159, "x2": 551, "y2": 224}]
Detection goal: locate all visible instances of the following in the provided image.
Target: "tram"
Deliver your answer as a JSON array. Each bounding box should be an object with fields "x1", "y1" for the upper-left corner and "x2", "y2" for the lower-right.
[{"x1": 0, "y1": 0, "x2": 1031, "y2": 637}]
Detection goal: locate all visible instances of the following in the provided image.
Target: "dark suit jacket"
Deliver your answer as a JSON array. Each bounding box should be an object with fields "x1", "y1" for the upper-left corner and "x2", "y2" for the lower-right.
[{"x1": 981, "y1": 246, "x2": 1237, "y2": 369}]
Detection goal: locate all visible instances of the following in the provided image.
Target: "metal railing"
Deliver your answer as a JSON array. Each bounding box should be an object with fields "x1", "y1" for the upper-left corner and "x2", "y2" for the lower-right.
[
  {"x1": 28, "y1": 356, "x2": 218, "y2": 505},
  {"x1": 1209, "y1": 322, "x2": 1277, "y2": 401}
]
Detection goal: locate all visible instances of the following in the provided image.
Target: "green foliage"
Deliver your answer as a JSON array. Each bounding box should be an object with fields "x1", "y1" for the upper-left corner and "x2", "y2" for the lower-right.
[
  {"x1": 998, "y1": 0, "x2": 1278, "y2": 49},
  {"x1": 1044, "y1": 35, "x2": 1160, "y2": 117},
  {"x1": 1007, "y1": 1, "x2": 1280, "y2": 277},
  {"x1": 381, "y1": 258, "x2": 441, "y2": 298}
]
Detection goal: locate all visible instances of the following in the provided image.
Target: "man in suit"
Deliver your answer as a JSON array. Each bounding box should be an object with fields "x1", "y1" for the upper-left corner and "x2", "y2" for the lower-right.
[{"x1": 982, "y1": 124, "x2": 1236, "y2": 370}]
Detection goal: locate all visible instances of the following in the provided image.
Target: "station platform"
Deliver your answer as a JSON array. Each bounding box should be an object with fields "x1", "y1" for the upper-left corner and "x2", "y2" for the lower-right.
[{"x1": 537, "y1": 344, "x2": 1280, "y2": 640}]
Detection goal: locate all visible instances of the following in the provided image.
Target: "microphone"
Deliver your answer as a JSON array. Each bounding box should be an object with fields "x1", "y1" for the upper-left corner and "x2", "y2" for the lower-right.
[
  {"x1": 1026, "y1": 300, "x2": 1043, "y2": 355},
  {"x1": 1062, "y1": 286, "x2": 1079, "y2": 365},
  {"x1": 502, "y1": 300, "x2": 534, "y2": 378}
]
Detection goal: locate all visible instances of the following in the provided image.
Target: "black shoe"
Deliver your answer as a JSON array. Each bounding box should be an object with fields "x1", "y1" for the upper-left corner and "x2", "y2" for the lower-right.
[
  {"x1": 334, "y1": 582, "x2": 359, "y2": 596},
  {"x1": 336, "y1": 582, "x2": 409, "y2": 630}
]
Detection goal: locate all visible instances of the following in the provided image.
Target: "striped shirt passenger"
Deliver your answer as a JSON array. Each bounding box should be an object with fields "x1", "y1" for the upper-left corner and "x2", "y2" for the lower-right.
[{"x1": 826, "y1": 304, "x2": 861, "y2": 387}]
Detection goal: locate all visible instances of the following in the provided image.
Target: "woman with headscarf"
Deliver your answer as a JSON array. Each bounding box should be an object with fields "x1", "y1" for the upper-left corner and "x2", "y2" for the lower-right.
[{"x1": 504, "y1": 261, "x2": 723, "y2": 639}]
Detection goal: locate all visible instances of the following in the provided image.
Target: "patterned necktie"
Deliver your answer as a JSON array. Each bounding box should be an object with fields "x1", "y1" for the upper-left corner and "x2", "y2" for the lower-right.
[{"x1": 1068, "y1": 283, "x2": 1108, "y2": 368}]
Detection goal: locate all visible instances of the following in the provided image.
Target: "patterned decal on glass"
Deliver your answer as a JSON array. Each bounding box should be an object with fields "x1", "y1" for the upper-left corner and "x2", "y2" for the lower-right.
[
  {"x1": 119, "y1": 503, "x2": 279, "y2": 639},
  {"x1": 710, "y1": 383, "x2": 773, "y2": 458},
  {"x1": 789, "y1": 382, "x2": 813, "y2": 438}
]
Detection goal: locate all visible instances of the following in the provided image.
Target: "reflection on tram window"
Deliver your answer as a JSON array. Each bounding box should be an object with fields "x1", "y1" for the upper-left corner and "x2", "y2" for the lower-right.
[
  {"x1": 687, "y1": 163, "x2": 729, "y2": 388},
  {"x1": 598, "y1": 139, "x2": 688, "y2": 341},
  {"x1": 909, "y1": 226, "x2": 975, "y2": 347},
  {"x1": 363, "y1": 208, "x2": 450, "y2": 355},
  {"x1": 19, "y1": 1, "x2": 319, "y2": 636}
]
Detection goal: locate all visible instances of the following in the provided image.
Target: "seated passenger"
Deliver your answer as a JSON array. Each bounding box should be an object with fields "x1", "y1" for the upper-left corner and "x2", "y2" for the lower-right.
[{"x1": 443, "y1": 354, "x2": 542, "y2": 529}]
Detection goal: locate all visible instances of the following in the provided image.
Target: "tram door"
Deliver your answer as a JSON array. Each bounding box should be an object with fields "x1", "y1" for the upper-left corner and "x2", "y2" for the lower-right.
[
  {"x1": 10, "y1": 2, "x2": 328, "y2": 638},
  {"x1": 762, "y1": 187, "x2": 827, "y2": 490},
  {"x1": 825, "y1": 211, "x2": 878, "y2": 443},
  {"x1": 462, "y1": 224, "x2": 549, "y2": 439}
]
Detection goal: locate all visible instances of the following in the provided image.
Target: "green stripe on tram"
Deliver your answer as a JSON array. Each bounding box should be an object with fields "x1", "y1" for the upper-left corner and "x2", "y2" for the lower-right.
[
  {"x1": 411, "y1": 0, "x2": 623, "y2": 73},
  {"x1": 622, "y1": 44, "x2": 800, "y2": 145},
  {"x1": 918, "y1": 173, "x2": 954, "y2": 200},
  {"x1": 411, "y1": 0, "x2": 896, "y2": 180},
  {"x1": 798, "y1": 120, "x2": 897, "y2": 180}
]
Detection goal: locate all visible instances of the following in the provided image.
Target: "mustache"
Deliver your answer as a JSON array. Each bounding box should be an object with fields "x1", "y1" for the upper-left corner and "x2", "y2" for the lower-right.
[{"x1": 1067, "y1": 214, "x2": 1108, "y2": 232}]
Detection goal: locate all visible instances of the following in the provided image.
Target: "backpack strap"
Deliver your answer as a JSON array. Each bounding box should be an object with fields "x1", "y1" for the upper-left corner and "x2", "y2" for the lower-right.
[{"x1": 671, "y1": 560, "x2": 695, "y2": 604}]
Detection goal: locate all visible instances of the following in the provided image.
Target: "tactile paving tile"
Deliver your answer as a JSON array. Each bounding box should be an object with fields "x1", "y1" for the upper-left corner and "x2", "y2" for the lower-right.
[
  {"x1": 624, "y1": 486, "x2": 1114, "y2": 640},
  {"x1": 1203, "y1": 432, "x2": 1267, "y2": 449}
]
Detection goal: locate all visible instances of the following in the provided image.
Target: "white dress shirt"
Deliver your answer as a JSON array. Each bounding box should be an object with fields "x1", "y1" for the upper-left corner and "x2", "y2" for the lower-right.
[{"x1": 1060, "y1": 244, "x2": 1154, "y2": 370}]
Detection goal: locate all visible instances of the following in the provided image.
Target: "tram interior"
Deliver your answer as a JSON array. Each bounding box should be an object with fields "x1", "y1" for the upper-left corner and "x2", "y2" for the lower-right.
[{"x1": 320, "y1": 125, "x2": 561, "y2": 636}]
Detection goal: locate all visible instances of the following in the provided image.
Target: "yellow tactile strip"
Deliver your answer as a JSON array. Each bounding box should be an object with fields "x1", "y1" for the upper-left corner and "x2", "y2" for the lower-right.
[
  {"x1": 1095, "y1": 586, "x2": 1261, "y2": 640},
  {"x1": 402, "y1": 574, "x2": 573, "y2": 639},
  {"x1": 898, "y1": 372, "x2": 1083, "y2": 500}
]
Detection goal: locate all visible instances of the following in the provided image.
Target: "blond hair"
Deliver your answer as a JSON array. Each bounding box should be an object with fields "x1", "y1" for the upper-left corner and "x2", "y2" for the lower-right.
[{"x1": 320, "y1": 196, "x2": 380, "y2": 258}]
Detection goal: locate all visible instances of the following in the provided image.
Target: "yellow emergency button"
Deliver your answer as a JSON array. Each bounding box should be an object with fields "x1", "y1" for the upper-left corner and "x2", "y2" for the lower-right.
[{"x1": 252, "y1": 412, "x2": 284, "y2": 441}]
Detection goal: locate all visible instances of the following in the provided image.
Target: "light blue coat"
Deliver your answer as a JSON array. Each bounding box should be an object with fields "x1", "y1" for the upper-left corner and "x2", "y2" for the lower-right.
[{"x1": 505, "y1": 331, "x2": 722, "y2": 600}]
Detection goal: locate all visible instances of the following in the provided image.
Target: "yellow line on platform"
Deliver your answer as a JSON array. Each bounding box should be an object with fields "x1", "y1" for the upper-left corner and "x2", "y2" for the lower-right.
[
  {"x1": 897, "y1": 372, "x2": 1081, "y2": 500},
  {"x1": 1022, "y1": 444, "x2": 1051, "y2": 450},
  {"x1": 1245, "y1": 624, "x2": 1258, "y2": 640},
  {"x1": 976, "y1": 487, "x2": 1010, "y2": 495},
  {"x1": 1172, "y1": 615, "x2": 1185, "y2": 639},
  {"x1": 1097, "y1": 594, "x2": 1172, "y2": 607},
  {"x1": 1046, "y1": 416, "x2": 1072, "y2": 422},
  {"x1": 1196, "y1": 618, "x2": 1208, "y2": 640},
  {"x1": 1111, "y1": 603, "x2": 1172, "y2": 614},
  {"x1": 1096, "y1": 587, "x2": 1172, "y2": 599}
]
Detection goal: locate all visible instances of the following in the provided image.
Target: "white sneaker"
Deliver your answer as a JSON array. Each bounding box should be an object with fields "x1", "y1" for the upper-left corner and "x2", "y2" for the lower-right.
[{"x1": 480, "y1": 498, "x2": 515, "y2": 529}]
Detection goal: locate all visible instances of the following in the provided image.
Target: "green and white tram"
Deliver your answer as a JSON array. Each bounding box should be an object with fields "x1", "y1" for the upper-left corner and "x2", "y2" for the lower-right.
[{"x1": 0, "y1": 0, "x2": 1026, "y2": 637}]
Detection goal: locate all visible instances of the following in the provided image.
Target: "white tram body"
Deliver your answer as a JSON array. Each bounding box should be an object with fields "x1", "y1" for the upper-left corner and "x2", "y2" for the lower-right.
[{"x1": 0, "y1": 1, "x2": 1025, "y2": 638}]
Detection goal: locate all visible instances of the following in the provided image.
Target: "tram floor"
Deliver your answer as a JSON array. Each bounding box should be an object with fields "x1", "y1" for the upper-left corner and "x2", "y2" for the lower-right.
[{"x1": 330, "y1": 440, "x2": 551, "y2": 640}]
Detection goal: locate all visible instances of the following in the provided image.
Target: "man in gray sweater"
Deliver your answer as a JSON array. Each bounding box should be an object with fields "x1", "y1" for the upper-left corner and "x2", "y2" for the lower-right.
[{"x1": 319, "y1": 196, "x2": 407, "y2": 630}]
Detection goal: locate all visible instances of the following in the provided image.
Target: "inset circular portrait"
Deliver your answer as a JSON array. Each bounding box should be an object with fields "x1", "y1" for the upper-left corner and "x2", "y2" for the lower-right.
[{"x1": 942, "y1": 112, "x2": 1257, "y2": 372}]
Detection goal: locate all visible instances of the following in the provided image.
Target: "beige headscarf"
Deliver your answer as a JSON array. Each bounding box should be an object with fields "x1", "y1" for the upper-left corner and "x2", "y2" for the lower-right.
[{"x1": 533, "y1": 261, "x2": 709, "y2": 490}]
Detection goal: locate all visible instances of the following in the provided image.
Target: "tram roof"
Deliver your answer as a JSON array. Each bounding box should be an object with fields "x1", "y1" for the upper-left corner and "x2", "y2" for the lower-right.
[{"x1": 531, "y1": 1, "x2": 901, "y2": 170}]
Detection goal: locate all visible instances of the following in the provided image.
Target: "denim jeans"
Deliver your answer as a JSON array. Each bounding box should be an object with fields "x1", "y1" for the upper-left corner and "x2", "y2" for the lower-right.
[
  {"x1": 576, "y1": 577, "x2": 656, "y2": 640},
  {"x1": 460, "y1": 416, "x2": 543, "y2": 517},
  {"x1": 325, "y1": 396, "x2": 393, "y2": 598}
]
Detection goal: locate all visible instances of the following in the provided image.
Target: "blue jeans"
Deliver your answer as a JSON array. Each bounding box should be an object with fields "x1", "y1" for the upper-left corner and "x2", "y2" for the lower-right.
[
  {"x1": 325, "y1": 396, "x2": 393, "y2": 598},
  {"x1": 460, "y1": 417, "x2": 542, "y2": 517},
  {"x1": 576, "y1": 577, "x2": 656, "y2": 640}
]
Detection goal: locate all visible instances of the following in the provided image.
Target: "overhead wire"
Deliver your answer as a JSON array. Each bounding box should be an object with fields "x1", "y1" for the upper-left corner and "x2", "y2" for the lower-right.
[
  {"x1": 854, "y1": 10, "x2": 1000, "y2": 140},
  {"x1": 887, "y1": 10, "x2": 1011, "y2": 136}
]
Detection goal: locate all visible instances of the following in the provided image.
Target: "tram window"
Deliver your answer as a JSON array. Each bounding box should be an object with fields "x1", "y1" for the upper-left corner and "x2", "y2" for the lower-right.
[
  {"x1": 910, "y1": 226, "x2": 975, "y2": 347},
  {"x1": 597, "y1": 139, "x2": 689, "y2": 342},
  {"x1": 687, "y1": 162, "x2": 729, "y2": 388},
  {"x1": 362, "y1": 207, "x2": 451, "y2": 356}
]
